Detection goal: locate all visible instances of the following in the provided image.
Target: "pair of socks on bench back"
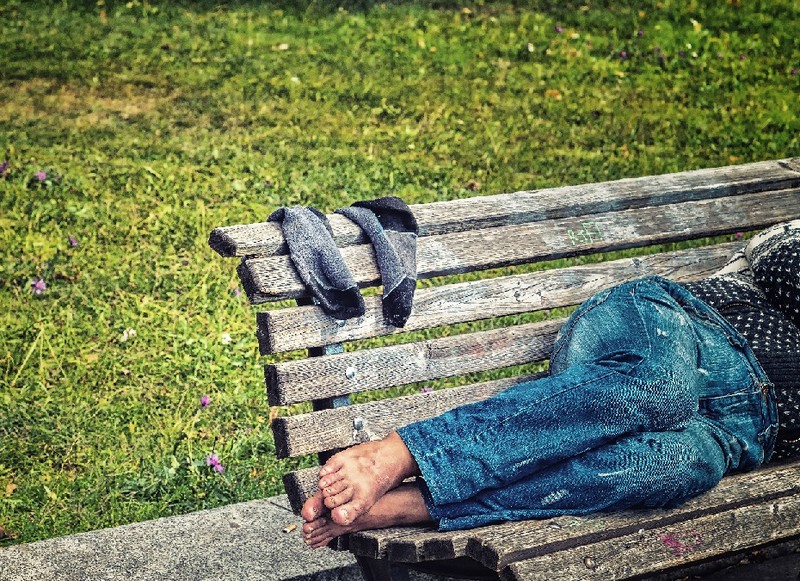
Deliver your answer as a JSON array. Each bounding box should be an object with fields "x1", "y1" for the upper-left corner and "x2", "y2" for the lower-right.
[{"x1": 268, "y1": 197, "x2": 418, "y2": 327}]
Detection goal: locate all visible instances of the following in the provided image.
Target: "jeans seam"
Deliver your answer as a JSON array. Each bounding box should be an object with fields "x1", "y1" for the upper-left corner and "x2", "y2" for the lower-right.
[
  {"x1": 551, "y1": 286, "x2": 616, "y2": 363},
  {"x1": 630, "y1": 280, "x2": 655, "y2": 371},
  {"x1": 474, "y1": 368, "x2": 619, "y2": 441},
  {"x1": 553, "y1": 280, "x2": 657, "y2": 375}
]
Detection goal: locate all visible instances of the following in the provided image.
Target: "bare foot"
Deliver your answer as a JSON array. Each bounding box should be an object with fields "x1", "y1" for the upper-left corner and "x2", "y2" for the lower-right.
[
  {"x1": 317, "y1": 432, "x2": 419, "y2": 526},
  {"x1": 303, "y1": 483, "x2": 433, "y2": 549}
]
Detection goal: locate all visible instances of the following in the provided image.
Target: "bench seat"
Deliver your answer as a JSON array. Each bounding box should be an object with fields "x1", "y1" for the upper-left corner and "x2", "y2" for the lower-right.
[{"x1": 210, "y1": 158, "x2": 800, "y2": 580}]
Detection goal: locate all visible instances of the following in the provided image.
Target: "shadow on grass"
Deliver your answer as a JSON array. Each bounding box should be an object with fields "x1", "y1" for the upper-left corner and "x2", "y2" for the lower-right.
[{"x1": 40, "y1": 0, "x2": 628, "y2": 17}]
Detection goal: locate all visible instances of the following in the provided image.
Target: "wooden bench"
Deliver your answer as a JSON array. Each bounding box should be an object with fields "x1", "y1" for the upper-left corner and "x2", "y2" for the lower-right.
[{"x1": 209, "y1": 159, "x2": 800, "y2": 580}]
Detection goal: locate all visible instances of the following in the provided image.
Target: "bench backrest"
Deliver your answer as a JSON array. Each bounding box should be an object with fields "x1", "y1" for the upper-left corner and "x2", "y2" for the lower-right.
[{"x1": 209, "y1": 158, "x2": 800, "y2": 513}]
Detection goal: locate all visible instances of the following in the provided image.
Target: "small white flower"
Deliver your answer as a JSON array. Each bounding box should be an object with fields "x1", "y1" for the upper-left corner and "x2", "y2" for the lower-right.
[
  {"x1": 120, "y1": 328, "x2": 136, "y2": 342},
  {"x1": 221, "y1": 333, "x2": 232, "y2": 345}
]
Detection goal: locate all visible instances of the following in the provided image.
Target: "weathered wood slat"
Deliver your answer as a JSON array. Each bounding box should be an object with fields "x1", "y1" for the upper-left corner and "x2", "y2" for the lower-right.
[
  {"x1": 343, "y1": 526, "x2": 445, "y2": 565},
  {"x1": 272, "y1": 374, "x2": 539, "y2": 458},
  {"x1": 466, "y1": 461, "x2": 800, "y2": 572},
  {"x1": 636, "y1": 539, "x2": 800, "y2": 581},
  {"x1": 240, "y1": 188, "x2": 800, "y2": 302},
  {"x1": 258, "y1": 243, "x2": 740, "y2": 354},
  {"x1": 209, "y1": 158, "x2": 800, "y2": 258},
  {"x1": 343, "y1": 461, "x2": 800, "y2": 566},
  {"x1": 266, "y1": 319, "x2": 561, "y2": 406},
  {"x1": 212, "y1": 213, "x2": 365, "y2": 259},
  {"x1": 383, "y1": 529, "x2": 480, "y2": 564},
  {"x1": 503, "y1": 492, "x2": 800, "y2": 580}
]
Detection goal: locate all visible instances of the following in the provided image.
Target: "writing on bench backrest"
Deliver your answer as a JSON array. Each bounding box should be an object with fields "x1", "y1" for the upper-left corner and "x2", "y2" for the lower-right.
[{"x1": 567, "y1": 221, "x2": 605, "y2": 246}]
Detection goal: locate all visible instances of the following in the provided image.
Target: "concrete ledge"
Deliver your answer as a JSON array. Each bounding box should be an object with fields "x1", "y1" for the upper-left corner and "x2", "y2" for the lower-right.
[
  {"x1": 0, "y1": 496, "x2": 362, "y2": 581},
  {"x1": 1, "y1": 496, "x2": 797, "y2": 580}
]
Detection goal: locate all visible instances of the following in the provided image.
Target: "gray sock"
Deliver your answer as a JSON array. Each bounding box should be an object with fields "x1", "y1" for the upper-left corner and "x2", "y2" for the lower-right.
[
  {"x1": 336, "y1": 196, "x2": 418, "y2": 327},
  {"x1": 268, "y1": 206, "x2": 365, "y2": 320}
]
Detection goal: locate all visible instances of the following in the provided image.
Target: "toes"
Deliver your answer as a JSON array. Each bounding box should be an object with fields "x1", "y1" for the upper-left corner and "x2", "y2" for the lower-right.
[
  {"x1": 305, "y1": 523, "x2": 332, "y2": 541},
  {"x1": 324, "y1": 486, "x2": 354, "y2": 509},
  {"x1": 302, "y1": 517, "x2": 326, "y2": 534},
  {"x1": 303, "y1": 523, "x2": 337, "y2": 549},
  {"x1": 318, "y1": 455, "x2": 345, "y2": 479},
  {"x1": 318, "y1": 470, "x2": 346, "y2": 490},
  {"x1": 331, "y1": 502, "x2": 362, "y2": 526},
  {"x1": 331, "y1": 506, "x2": 350, "y2": 526},
  {"x1": 306, "y1": 534, "x2": 335, "y2": 549},
  {"x1": 321, "y1": 479, "x2": 349, "y2": 498},
  {"x1": 301, "y1": 491, "x2": 326, "y2": 522},
  {"x1": 318, "y1": 471, "x2": 347, "y2": 490}
]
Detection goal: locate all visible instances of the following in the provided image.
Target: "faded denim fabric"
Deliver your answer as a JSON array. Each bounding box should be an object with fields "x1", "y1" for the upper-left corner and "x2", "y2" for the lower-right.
[{"x1": 397, "y1": 276, "x2": 778, "y2": 531}]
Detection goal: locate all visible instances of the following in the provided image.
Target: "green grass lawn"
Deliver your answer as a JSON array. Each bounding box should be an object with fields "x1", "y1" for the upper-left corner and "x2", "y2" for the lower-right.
[{"x1": 1, "y1": 0, "x2": 798, "y2": 545}]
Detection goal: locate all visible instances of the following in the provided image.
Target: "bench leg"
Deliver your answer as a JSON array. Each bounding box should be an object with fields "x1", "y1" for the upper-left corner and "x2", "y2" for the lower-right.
[{"x1": 356, "y1": 556, "x2": 411, "y2": 581}]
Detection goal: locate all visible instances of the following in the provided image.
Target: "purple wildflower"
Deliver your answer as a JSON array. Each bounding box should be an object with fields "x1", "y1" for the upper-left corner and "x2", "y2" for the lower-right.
[
  {"x1": 231, "y1": 287, "x2": 242, "y2": 297},
  {"x1": 735, "y1": 232, "x2": 744, "y2": 239},
  {"x1": 35, "y1": 171, "x2": 47, "y2": 182},
  {"x1": 0, "y1": 160, "x2": 8, "y2": 177},
  {"x1": 637, "y1": 29, "x2": 644, "y2": 37},
  {"x1": 739, "y1": 54, "x2": 746, "y2": 61},
  {"x1": 30, "y1": 278, "x2": 47, "y2": 295},
  {"x1": 206, "y1": 453, "x2": 225, "y2": 473},
  {"x1": 791, "y1": 68, "x2": 798, "y2": 76},
  {"x1": 68, "y1": 235, "x2": 79, "y2": 247},
  {"x1": 554, "y1": 25, "x2": 563, "y2": 34},
  {"x1": 200, "y1": 395, "x2": 211, "y2": 407},
  {"x1": 619, "y1": 50, "x2": 628, "y2": 61},
  {"x1": 421, "y1": 387, "x2": 434, "y2": 394}
]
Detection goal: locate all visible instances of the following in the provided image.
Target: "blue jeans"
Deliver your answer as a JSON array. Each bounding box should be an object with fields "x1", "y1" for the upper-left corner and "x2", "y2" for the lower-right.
[{"x1": 397, "y1": 276, "x2": 779, "y2": 531}]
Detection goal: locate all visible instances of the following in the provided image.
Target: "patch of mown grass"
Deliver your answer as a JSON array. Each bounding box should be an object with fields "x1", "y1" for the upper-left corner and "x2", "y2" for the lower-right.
[{"x1": 1, "y1": 0, "x2": 798, "y2": 544}]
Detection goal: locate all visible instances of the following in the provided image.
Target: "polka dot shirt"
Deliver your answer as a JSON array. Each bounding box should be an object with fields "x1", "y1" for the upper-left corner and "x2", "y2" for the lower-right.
[{"x1": 682, "y1": 224, "x2": 800, "y2": 462}]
